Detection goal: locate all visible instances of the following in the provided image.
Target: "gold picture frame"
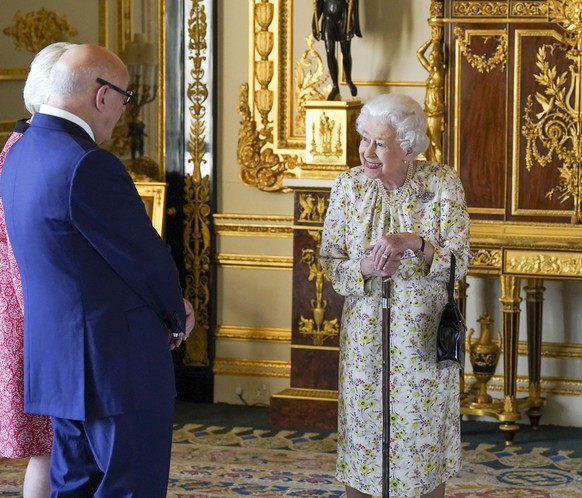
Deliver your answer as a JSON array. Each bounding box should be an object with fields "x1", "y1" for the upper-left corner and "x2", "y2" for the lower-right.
[{"x1": 135, "y1": 181, "x2": 167, "y2": 237}]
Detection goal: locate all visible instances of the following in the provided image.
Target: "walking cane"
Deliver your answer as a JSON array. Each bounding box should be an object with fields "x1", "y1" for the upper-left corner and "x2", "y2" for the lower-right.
[{"x1": 381, "y1": 277, "x2": 390, "y2": 497}]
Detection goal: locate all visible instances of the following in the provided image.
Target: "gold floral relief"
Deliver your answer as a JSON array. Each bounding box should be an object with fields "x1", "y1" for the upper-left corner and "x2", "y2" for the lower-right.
[
  {"x1": 471, "y1": 249, "x2": 502, "y2": 269},
  {"x1": 454, "y1": 27, "x2": 508, "y2": 74},
  {"x1": 3, "y1": 9, "x2": 78, "y2": 52},
  {"x1": 511, "y1": 1, "x2": 548, "y2": 17}
]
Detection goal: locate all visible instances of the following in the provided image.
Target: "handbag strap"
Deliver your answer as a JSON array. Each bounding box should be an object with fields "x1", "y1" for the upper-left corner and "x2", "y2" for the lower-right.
[{"x1": 448, "y1": 253, "x2": 456, "y2": 304}]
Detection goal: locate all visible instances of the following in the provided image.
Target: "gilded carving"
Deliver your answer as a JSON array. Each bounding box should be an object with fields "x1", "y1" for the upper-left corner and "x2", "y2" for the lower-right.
[
  {"x1": 309, "y1": 112, "x2": 343, "y2": 158},
  {"x1": 417, "y1": 22, "x2": 446, "y2": 163},
  {"x1": 238, "y1": 83, "x2": 302, "y2": 191},
  {"x1": 454, "y1": 27, "x2": 508, "y2": 73},
  {"x1": 511, "y1": 1, "x2": 548, "y2": 17},
  {"x1": 471, "y1": 249, "x2": 502, "y2": 268},
  {"x1": 298, "y1": 230, "x2": 339, "y2": 346},
  {"x1": 183, "y1": 0, "x2": 211, "y2": 367},
  {"x1": 506, "y1": 252, "x2": 582, "y2": 277},
  {"x1": 3, "y1": 8, "x2": 78, "y2": 52},
  {"x1": 452, "y1": 1, "x2": 508, "y2": 17},
  {"x1": 294, "y1": 34, "x2": 331, "y2": 135},
  {"x1": 523, "y1": 0, "x2": 582, "y2": 222},
  {"x1": 430, "y1": 0, "x2": 444, "y2": 18},
  {"x1": 298, "y1": 193, "x2": 329, "y2": 223}
]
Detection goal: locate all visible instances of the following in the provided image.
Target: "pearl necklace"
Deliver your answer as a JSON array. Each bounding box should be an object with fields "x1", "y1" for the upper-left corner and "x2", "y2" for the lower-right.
[{"x1": 377, "y1": 161, "x2": 415, "y2": 209}]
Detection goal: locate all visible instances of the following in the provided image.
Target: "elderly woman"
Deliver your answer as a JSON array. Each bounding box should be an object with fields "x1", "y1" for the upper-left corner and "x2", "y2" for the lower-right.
[{"x1": 320, "y1": 93, "x2": 471, "y2": 498}]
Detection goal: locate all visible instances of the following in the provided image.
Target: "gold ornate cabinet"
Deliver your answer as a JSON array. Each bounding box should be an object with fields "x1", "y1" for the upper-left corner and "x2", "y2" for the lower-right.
[{"x1": 442, "y1": 0, "x2": 582, "y2": 443}]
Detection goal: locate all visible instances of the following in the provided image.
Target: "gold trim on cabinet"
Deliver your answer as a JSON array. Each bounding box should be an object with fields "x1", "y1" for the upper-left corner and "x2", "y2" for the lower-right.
[
  {"x1": 215, "y1": 253, "x2": 293, "y2": 269},
  {"x1": 271, "y1": 388, "x2": 338, "y2": 401},
  {"x1": 216, "y1": 325, "x2": 291, "y2": 342}
]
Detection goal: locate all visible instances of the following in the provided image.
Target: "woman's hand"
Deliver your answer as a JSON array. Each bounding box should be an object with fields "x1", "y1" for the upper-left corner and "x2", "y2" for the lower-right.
[{"x1": 361, "y1": 232, "x2": 423, "y2": 278}]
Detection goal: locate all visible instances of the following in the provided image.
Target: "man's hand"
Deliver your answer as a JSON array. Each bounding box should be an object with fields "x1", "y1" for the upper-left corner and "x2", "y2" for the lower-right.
[{"x1": 168, "y1": 299, "x2": 195, "y2": 350}]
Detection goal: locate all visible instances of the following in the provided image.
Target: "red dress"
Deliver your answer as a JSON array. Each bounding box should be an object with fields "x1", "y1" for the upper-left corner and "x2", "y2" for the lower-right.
[{"x1": 0, "y1": 122, "x2": 53, "y2": 458}]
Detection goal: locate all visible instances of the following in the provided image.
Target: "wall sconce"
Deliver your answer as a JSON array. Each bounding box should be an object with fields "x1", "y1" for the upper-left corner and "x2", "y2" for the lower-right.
[{"x1": 122, "y1": 33, "x2": 158, "y2": 160}]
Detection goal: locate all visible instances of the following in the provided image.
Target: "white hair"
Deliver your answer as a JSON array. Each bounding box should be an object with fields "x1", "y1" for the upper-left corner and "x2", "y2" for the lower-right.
[
  {"x1": 356, "y1": 93, "x2": 430, "y2": 156},
  {"x1": 23, "y1": 42, "x2": 77, "y2": 114}
]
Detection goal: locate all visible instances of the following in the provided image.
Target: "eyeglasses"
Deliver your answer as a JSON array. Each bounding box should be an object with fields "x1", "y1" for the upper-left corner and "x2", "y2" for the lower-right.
[{"x1": 96, "y1": 77, "x2": 134, "y2": 105}]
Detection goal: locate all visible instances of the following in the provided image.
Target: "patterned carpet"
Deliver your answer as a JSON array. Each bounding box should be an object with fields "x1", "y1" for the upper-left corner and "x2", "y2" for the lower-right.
[{"x1": 1, "y1": 404, "x2": 582, "y2": 497}]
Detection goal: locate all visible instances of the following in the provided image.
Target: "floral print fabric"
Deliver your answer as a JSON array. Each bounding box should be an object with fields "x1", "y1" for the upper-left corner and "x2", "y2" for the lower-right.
[
  {"x1": 320, "y1": 162, "x2": 471, "y2": 496},
  {"x1": 0, "y1": 131, "x2": 53, "y2": 458}
]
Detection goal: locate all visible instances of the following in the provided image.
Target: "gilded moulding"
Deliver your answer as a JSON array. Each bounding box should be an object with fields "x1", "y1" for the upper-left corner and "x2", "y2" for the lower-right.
[
  {"x1": 213, "y1": 357, "x2": 290, "y2": 378},
  {"x1": 452, "y1": 1, "x2": 508, "y2": 17},
  {"x1": 213, "y1": 213, "x2": 293, "y2": 236},
  {"x1": 216, "y1": 325, "x2": 291, "y2": 342},
  {"x1": 454, "y1": 27, "x2": 508, "y2": 73},
  {"x1": 3, "y1": 8, "x2": 78, "y2": 52},
  {"x1": 216, "y1": 253, "x2": 293, "y2": 270},
  {"x1": 183, "y1": 0, "x2": 212, "y2": 367}
]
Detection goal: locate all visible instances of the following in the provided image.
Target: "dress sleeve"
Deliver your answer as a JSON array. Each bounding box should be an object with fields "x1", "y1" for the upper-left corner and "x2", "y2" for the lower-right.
[
  {"x1": 320, "y1": 175, "x2": 367, "y2": 297},
  {"x1": 428, "y1": 165, "x2": 472, "y2": 282}
]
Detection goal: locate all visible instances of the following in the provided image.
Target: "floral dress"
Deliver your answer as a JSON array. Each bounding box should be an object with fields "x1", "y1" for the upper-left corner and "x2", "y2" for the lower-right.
[
  {"x1": 0, "y1": 124, "x2": 53, "y2": 458},
  {"x1": 320, "y1": 161, "x2": 471, "y2": 497}
]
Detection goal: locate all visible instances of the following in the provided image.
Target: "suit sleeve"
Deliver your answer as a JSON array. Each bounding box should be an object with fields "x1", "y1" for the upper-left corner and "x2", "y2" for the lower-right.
[{"x1": 69, "y1": 148, "x2": 186, "y2": 333}]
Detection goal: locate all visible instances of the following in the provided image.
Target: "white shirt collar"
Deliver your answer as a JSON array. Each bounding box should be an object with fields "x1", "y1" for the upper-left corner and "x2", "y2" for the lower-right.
[{"x1": 38, "y1": 104, "x2": 95, "y2": 141}]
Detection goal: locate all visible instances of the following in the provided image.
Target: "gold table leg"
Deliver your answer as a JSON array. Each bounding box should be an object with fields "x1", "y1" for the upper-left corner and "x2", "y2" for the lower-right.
[
  {"x1": 499, "y1": 275, "x2": 522, "y2": 445},
  {"x1": 524, "y1": 278, "x2": 546, "y2": 427}
]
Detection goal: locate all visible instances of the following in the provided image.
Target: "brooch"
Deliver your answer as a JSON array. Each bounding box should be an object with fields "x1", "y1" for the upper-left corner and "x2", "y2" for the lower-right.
[{"x1": 416, "y1": 190, "x2": 434, "y2": 203}]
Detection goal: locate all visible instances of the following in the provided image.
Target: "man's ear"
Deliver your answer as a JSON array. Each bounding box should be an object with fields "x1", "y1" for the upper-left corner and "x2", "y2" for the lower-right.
[{"x1": 95, "y1": 86, "x2": 107, "y2": 111}]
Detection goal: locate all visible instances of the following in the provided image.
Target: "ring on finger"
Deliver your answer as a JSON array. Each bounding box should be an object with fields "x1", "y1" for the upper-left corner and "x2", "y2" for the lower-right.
[{"x1": 381, "y1": 253, "x2": 388, "y2": 259}]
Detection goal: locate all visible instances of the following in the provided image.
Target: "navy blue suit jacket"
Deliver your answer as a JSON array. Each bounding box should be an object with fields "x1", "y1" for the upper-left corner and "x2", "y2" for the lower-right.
[{"x1": 1, "y1": 113, "x2": 185, "y2": 420}]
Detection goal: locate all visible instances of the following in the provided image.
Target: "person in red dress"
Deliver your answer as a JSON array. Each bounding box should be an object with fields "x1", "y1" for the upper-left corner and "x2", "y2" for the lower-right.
[{"x1": 0, "y1": 42, "x2": 75, "y2": 498}]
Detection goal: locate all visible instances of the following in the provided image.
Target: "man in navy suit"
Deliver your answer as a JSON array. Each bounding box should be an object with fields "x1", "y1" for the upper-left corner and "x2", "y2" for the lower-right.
[{"x1": 1, "y1": 43, "x2": 194, "y2": 497}]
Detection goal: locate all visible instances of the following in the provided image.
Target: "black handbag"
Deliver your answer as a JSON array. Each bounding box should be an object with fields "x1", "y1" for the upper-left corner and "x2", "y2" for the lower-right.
[{"x1": 436, "y1": 254, "x2": 466, "y2": 369}]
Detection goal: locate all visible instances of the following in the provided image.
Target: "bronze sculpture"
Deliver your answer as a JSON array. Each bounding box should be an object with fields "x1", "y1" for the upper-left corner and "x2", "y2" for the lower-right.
[{"x1": 312, "y1": 0, "x2": 361, "y2": 101}]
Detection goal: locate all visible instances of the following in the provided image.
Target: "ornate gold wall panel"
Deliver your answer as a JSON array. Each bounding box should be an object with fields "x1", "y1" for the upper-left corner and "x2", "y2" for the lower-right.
[{"x1": 183, "y1": 0, "x2": 212, "y2": 367}]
